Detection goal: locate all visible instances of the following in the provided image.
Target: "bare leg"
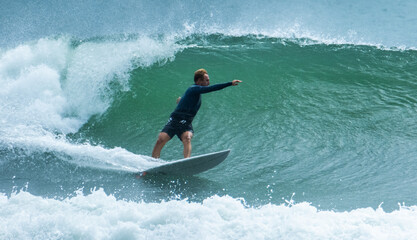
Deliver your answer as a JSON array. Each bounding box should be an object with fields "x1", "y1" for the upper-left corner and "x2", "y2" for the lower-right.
[
  {"x1": 152, "y1": 132, "x2": 171, "y2": 158},
  {"x1": 181, "y1": 131, "x2": 193, "y2": 158}
]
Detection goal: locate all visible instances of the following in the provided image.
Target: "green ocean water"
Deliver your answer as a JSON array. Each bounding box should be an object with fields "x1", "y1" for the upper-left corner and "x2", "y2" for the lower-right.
[{"x1": 61, "y1": 36, "x2": 417, "y2": 210}]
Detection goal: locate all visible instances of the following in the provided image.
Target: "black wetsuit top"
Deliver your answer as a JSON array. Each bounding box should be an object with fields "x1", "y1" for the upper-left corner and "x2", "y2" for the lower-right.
[{"x1": 170, "y1": 82, "x2": 233, "y2": 122}]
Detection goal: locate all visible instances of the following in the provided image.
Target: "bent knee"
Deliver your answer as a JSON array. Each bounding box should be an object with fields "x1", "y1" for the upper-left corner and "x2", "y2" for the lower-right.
[
  {"x1": 156, "y1": 138, "x2": 165, "y2": 144},
  {"x1": 181, "y1": 135, "x2": 192, "y2": 143},
  {"x1": 156, "y1": 133, "x2": 170, "y2": 144}
]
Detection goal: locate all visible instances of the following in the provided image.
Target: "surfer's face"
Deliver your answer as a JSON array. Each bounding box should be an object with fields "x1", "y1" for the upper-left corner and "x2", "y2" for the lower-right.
[{"x1": 197, "y1": 74, "x2": 210, "y2": 86}]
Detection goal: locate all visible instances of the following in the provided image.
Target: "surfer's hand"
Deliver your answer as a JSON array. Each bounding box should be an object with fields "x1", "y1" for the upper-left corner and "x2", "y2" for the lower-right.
[
  {"x1": 232, "y1": 80, "x2": 242, "y2": 86},
  {"x1": 176, "y1": 97, "x2": 181, "y2": 104}
]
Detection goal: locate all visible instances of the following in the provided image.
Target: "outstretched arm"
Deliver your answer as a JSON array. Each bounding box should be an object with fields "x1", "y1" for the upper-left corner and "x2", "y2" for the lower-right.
[{"x1": 195, "y1": 80, "x2": 243, "y2": 94}]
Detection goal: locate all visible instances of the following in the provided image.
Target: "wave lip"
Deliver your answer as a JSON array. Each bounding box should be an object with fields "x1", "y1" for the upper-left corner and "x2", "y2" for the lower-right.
[{"x1": 3, "y1": 0, "x2": 417, "y2": 49}]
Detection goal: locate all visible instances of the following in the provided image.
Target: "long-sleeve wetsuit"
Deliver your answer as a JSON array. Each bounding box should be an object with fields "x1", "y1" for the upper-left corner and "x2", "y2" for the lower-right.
[{"x1": 170, "y1": 82, "x2": 233, "y2": 122}]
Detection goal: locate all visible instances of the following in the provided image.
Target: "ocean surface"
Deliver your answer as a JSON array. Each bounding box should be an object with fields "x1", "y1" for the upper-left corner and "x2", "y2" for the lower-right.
[{"x1": 1, "y1": 0, "x2": 417, "y2": 239}]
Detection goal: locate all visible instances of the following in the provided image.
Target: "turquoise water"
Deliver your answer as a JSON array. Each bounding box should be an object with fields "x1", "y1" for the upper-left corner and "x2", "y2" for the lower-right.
[{"x1": 1, "y1": 1, "x2": 417, "y2": 239}]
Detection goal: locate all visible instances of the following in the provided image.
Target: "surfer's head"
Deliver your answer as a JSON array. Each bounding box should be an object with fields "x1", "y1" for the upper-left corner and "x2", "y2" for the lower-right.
[{"x1": 194, "y1": 68, "x2": 210, "y2": 86}]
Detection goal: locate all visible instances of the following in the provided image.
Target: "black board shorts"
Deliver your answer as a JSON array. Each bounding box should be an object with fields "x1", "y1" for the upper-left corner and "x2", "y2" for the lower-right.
[{"x1": 161, "y1": 117, "x2": 193, "y2": 140}]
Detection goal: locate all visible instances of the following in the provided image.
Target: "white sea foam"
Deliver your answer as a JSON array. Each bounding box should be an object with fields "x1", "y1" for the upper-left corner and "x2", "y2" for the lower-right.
[
  {"x1": 0, "y1": 38, "x2": 79, "y2": 133},
  {"x1": 1, "y1": 189, "x2": 417, "y2": 240},
  {"x1": 0, "y1": 36, "x2": 179, "y2": 134},
  {"x1": 0, "y1": 36, "x2": 178, "y2": 169}
]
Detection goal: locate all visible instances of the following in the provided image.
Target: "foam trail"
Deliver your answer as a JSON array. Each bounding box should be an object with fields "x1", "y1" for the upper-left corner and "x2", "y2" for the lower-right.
[{"x1": 1, "y1": 129, "x2": 161, "y2": 172}]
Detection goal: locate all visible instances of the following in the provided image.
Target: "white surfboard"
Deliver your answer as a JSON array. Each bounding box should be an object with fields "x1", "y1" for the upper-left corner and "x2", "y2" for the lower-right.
[{"x1": 139, "y1": 149, "x2": 230, "y2": 176}]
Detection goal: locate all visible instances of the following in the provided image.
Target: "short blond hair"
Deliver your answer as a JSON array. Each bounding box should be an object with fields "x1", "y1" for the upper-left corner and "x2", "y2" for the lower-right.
[{"x1": 194, "y1": 69, "x2": 208, "y2": 83}]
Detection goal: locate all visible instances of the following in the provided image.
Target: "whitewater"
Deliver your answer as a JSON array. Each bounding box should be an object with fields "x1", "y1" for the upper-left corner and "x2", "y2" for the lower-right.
[
  {"x1": 2, "y1": 190, "x2": 417, "y2": 240},
  {"x1": 2, "y1": 0, "x2": 417, "y2": 239}
]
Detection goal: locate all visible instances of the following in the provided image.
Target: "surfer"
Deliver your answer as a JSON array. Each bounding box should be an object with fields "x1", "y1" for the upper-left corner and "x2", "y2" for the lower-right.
[{"x1": 152, "y1": 69, "x2": 242, "y2": 158}]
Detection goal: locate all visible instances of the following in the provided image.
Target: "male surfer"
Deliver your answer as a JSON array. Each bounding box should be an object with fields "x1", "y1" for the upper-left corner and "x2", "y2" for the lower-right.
[{"x1": 152, "y1": 69, "x2": 242, "y2": 158}]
